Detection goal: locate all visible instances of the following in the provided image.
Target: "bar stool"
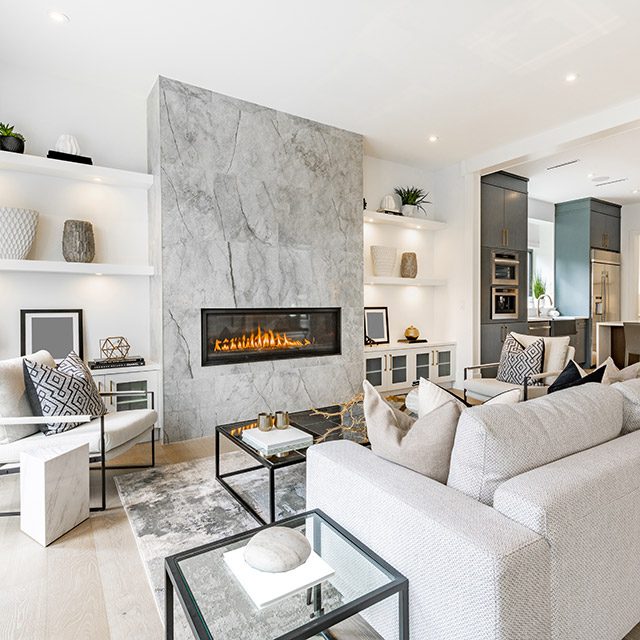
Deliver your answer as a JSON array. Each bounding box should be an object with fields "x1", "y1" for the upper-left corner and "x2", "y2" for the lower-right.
[{"x1": 623, "y1": 322, "x2": 640, "y2": 366}]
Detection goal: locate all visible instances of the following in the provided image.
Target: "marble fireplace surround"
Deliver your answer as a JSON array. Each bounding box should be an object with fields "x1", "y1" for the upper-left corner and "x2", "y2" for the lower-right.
[{"x1": 148, "y1": 77, "x2": 364, "y2": 442}]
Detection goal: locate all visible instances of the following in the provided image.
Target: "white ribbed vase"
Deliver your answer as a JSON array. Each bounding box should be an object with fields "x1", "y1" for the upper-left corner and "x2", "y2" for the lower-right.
[
  {"x1": 370, "y1": 245, "x2": 397, "y2": 276},
  {"x1": 0, "y1": 208, "x2": 39, "y2": 259}
]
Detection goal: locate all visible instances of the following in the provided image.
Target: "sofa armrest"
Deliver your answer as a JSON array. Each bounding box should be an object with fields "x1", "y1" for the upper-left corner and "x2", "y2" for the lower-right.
[
  {"x1": 493, "y1": 430, "x2": 640, "y2": 639},
  {"x1": 307, "y1": 441, "x2": 550, "y2": 640}
]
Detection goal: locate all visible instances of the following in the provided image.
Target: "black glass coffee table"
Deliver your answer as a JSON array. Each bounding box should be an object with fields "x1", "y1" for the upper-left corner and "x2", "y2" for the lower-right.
[
  {"x1": 164, "y1": 509, "x2": 408, "y2": 640},
  {"x1": 215, "y1": 407, "x2": 367, "y2": 525}
]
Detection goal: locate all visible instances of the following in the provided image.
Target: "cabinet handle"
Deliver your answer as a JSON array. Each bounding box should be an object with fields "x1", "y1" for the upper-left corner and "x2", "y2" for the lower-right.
[
  {"x1": 501, "y1": 228, "x2": 506, "y2": 246},
  {"x1": 110, "y1": 380, "x2": 114, "y2": 407},
  {"x1": 383, "y1": 355, "x2": 387, "y2": 372},
  {"x1": 505, "y1": 228, "x2": 509, "y2": 246}
]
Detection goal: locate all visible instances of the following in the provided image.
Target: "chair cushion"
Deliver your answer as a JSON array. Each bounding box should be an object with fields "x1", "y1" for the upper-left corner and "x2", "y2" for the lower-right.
[
  {"x1": 512, "y1": 333, "x2": 570, "y2": 385},
  {"x1": 0, "y1": 409, "x2": 157, "y2": 464},
  {"x1": 496, "y1": 334, "x2": 544, "y2": 385},
  {"x1": 447, "y1": 383, "x2": 623, "y2": 506},
  {"x1": 547, "y1": 360, "x2": 606, "y2": 394},
  {"x1": 363, "y1": 380, "x2": 462, "y2": 483},
  {"x1": 23, "y1": 352, "x2": 107, "y2": 435},
  {"x1": 0, "y1": 351, "x2": 56, "y2": 445},
  {"x1": 611, "y1": 378, "x2": 640, "y2": 434},
  {"x1": 463, "y1": 377, "x2": 521, "y2": 400}
]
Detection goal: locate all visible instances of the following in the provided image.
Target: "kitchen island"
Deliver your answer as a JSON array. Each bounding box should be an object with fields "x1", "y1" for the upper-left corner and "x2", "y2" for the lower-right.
[{"x1": 596, "y1": 321, "x2": 638, "y2": 367}]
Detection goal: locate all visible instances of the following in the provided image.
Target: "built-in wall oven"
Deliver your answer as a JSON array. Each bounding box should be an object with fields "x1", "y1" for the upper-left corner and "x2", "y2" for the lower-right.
[
  {"x1": 491, "y1": 250, "x2": 519, "y2": 286},
  {"x1": 492, "y1": 287, "x2": 519, "y2": 320}
]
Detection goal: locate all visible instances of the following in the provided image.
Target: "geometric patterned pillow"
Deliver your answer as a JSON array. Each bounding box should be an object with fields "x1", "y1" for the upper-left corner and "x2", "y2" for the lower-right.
[
  {"x1": 496, "y1": 334, "x2": 545, "y2": 386},
  {"x1": 22, "y1": 351, "x2": 107, "y2": 435}
]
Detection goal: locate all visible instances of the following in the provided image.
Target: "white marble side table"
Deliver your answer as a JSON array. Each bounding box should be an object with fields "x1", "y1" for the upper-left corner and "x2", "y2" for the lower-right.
[{"x1": 20, "y1": 442, "x2": 90, "y2": 546}]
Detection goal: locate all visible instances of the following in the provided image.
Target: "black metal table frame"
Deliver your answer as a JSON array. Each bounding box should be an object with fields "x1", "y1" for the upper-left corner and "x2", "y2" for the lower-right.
[
  {"x1": 164, "y1": 509, "x2": 409, "y2": 640},
  {"x1": 215, "y1": 421, "x2": 314, "y2": 525}
]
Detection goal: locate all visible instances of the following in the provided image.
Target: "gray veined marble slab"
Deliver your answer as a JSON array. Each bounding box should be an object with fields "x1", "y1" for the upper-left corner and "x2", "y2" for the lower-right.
[{"x1": 148, "y1": 76, "x2": 364, "y2": 442}]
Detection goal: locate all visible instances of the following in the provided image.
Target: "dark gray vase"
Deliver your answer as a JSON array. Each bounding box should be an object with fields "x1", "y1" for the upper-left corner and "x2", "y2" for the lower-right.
[{"x1": 62, "y1": 220, "x2": 95, "y2": 263}]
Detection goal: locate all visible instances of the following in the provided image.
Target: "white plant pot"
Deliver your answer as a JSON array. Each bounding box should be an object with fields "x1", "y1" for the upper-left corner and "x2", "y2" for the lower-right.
[
  {"x1": 0, "y1": 208, "x2": 39, "y2": 259},
  {"x1": 402, "y1": 204, "x2": 418, "y2": 217},
  {"x1": 370, "y1": 245, "x2": 397, "y2": 276}
]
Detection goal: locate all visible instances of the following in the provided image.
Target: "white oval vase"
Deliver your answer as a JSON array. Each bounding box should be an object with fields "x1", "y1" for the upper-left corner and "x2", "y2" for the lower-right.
[
  {"x1": 55, "y1": 134, "x2": 80, "y2": 155},
  {"x1": 0, "y1": 208, "x2": 39, "y2": 259},
  {"x1": 370, "y1": 245, "x2": 397, "y2": 276}
]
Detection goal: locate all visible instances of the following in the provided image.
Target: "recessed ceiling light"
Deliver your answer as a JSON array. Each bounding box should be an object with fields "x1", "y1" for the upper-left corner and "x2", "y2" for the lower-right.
[
  {"x1": 565, "y1": 72, "x2": 579, "y2": 83},
  {"x1": 587, "y1": 173, "x2": 595, "y2": 179},
  {"x1": 49, "y1": 11, "x2": 70, "y2": 23},
  {"x1": 92, "y1": 177, "x2": 102, "y2": 183},
  {"x1": 633, "y1": 189, "x2": 639, "y2": 194},
  {"x1": 95, "y1": 272, "x2": 103, "y2": 276},
  {"x1": 428, "y1": 135, "x2": 439, "y2": 143}
]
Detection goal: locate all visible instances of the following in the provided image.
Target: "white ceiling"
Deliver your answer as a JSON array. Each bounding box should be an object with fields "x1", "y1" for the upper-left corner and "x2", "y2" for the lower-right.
[
  {"x1": 4, "y1": 0, "x2": 640, "y2": 168},
  {"x1": 512, "y1": 126, "x2": 640, "y2": 205}
]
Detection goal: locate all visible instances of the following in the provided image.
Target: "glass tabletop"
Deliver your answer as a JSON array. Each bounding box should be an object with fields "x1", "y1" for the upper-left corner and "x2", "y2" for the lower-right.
[{"x1": 167, "y1": 510, "x2": 403, "y2": 640}]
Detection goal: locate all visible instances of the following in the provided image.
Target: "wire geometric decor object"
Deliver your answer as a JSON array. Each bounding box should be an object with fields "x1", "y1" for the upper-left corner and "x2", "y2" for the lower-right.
[{"x1": 99, "y1": 336, "x2": 131, "y2": 360}]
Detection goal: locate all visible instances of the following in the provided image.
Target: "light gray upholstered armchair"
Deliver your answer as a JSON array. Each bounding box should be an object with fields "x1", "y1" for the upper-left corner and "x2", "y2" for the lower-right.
[
  {"x1": 463, "y1": 333, "x2": 575, "y2": 403},
  {"x1": 0, "y1": 351, "x2": 157, "y2": 516}
]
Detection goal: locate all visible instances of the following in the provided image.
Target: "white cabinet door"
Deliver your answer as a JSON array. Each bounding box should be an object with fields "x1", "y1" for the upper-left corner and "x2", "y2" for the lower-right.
[
  {"x1": 412, "y1": 349, "x2": 432, "y2": 383},
  {"x1": 365, "y1": 354, "x2": 385, "y2": 389},
  {"x1": 430, "y1": 346, "x2": 456, "y2": 384},
  {"x1": 387, "y1": 351, "x2": 411, "y2": 390}
]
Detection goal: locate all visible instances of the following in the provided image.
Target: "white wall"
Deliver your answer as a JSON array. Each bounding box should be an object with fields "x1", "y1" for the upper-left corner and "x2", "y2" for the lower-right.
[
  {"x1": 621, "y1": 203, "x2": 640, "y2": 320},
  {"x1": 0, "y1": 65, "x2": 151, "y2": 361}
]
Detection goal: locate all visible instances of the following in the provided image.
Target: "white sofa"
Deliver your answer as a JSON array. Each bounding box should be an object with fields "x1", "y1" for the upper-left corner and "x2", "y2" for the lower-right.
[
  {"x1": 307, "y1": 381, "x2": 640, "y2": 640},
  {"x1": 0, "y1": 351, "x2": 157, "y2": 514}
]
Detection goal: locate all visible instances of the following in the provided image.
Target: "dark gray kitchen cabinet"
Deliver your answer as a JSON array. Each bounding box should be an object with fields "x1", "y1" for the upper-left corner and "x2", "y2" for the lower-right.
[
  {"x1": 590, "y1": 211, "x2": 620, "y2": 252},
  {"x1": 570, "y1": 319, "x2": 587, "y2": 366},
  {"x1": 480, "y1": 321, "x2": 530, "y2": 377},
  {"x1": 481, "y1": 172, "x2": 529, "y2": 251}
]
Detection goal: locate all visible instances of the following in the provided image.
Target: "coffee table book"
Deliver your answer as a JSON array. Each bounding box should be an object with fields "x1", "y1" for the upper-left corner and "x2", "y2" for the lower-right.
[
  {"x1": 241, "y1": 426, "x2": 313, "y2": 456},
  {"x1": 223, "y1": 547, "x2": 334, "y2": 609}
]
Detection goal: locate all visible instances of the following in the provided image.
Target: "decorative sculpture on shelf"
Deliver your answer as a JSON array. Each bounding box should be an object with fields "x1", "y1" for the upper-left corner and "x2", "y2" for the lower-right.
[{"x1": 99, "y1": 336, "x2": 131, "y2": 360}]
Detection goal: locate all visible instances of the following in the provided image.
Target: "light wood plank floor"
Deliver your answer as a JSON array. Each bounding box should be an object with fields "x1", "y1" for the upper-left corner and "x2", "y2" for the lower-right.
[{"x1": 1, "y1": 434, "x2": 638, "y2": 640}]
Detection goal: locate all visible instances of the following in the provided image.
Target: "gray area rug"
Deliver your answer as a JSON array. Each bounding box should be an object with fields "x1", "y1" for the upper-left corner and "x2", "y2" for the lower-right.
[{"x1": 115, "y1": 451, "x2": 307, "y2": 637}]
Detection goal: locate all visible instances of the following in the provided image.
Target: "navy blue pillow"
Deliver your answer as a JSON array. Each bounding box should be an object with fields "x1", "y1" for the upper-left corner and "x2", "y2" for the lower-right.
[{"x1": 547, "y1": 361, "x2": 606, "y2": 394}]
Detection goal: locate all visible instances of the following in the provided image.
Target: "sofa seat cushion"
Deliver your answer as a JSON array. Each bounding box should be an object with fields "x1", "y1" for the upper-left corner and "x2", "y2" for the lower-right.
[
  {"x1": 0, "y1": 351, "x2": 56, "y2": 445},
  {"x1": 447, "y1": 383, "x2": 623, "y2": 506},
  {"x1": 0, "y1": 409, "x2": 156, "y2": 464}
]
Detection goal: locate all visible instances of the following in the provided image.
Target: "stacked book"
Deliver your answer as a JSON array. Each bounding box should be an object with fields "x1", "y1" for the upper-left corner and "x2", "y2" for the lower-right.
[
  {"x1": 88, "y1": 356, "x2": 146, "y2": 370},
  {"x1": 242, "y1": 426, "x2": 313, "y2": 456}
]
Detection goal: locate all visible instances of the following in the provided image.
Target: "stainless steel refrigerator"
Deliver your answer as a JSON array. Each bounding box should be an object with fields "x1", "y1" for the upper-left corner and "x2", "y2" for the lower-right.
[{"x1": 591, "y1": 249, "x2": 621, "y2": 364}]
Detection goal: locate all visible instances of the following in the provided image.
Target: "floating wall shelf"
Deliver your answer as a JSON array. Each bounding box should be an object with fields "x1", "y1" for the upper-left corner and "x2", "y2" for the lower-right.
[
  {"x1": 363, "y1": 210, "x2": 446, "y2": 231},
  {"x1": 0, "y1": 151, "x2": 153, "y2": 189},
  {"x1": 0, "y1": 259, "x2": 154, "y2": 277},
  {"x1": 364, "y1": 276, "x2": 446, "y2": 287}
]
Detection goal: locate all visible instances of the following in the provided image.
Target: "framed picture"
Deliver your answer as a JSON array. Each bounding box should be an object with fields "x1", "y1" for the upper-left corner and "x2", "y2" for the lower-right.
[
  {"x1": 364, "y1": 307, "x2": 389, "y2": 345},
  {"x1": 20, "y1": 309, "x2": 84, "y2": 362}
]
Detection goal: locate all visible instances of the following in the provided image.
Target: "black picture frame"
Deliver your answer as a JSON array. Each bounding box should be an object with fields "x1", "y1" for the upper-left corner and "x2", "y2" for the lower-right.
[
  {"x1": 20, "y1": 309, "x2": 84, "y2": 362},
  {"x1": 364, "y1": 307, "x2": 390, "y2": 345}
]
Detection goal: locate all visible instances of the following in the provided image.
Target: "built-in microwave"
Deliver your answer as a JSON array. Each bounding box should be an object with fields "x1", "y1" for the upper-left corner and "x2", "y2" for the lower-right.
[
  {"x1": 491, "y1": 251, "x2": 519, "y2": 286},
  {"x1": 492, "y1": 287, "x2": 519, "y2": 320}
]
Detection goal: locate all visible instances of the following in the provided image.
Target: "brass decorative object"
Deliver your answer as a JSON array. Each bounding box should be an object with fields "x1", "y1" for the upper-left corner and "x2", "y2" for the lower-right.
[
  {"x1": 257, "y1": 413, "x2": 273, "y2": 432},
  {"x1": 400, "y1": 252, "x2": 417, "y2": 278},
  {"x1": 404, "y1": 325, "x2": 420, "y2": 341},
  {"x1": 274, "y1": 411, "x2": 290, "y2": 429},
  {"x1": 312, "y1": 393, "x2": 367, "y2": 443},
  {"x1": 99, "y1": 336, "x2": 131, "y2": 360}
]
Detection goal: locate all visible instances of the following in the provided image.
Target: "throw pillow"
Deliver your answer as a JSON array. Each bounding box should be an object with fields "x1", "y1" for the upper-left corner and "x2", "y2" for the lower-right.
[
  {"x1": 600, "y1": 357, "x2": 640, "y2": 386},
  {"x1": 418, "y1": 377, "x2": 467, "y2": 417},
  {"x1": 0, "y1": 350, "x2": 56, "y2": 444},
  {"x1": 611, "y1": 378, "x2": 640, "y2": 434},
  {"x1": 547, "y1": 360, "x2": 606, "y2": 394},
  {"x1": 363, "y1": 380, "x2": 462, "y2": 483},
  {"x1": 23, "y1": 351, "x2": 107, "y2": 435},
  {"x1": 497, "y1": 334, "x2": 545, "y2": 386}
]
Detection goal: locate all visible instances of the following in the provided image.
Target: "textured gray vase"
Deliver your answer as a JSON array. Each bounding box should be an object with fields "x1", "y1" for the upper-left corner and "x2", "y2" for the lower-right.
[
  {"x1": 62, "y1": 220, "x2": 95, "y2": 263},
  {"x1": 400, "y1": 252, "x2": 417, "y2": 278}
]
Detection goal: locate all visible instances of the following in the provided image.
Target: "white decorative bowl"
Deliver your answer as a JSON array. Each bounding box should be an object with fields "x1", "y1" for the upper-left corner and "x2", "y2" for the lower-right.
[
  {"x1": 370, "y1": 245, "x2": 397, "y2": 276},
  {"x1": 0, "y1": 208, "x2": 39, "y2": 259}
]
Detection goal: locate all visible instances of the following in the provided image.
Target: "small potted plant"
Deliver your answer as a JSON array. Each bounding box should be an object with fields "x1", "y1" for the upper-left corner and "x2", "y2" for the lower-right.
[
  {"x1": 0, "y1": 123, "x2": 26, "y2": 154},
  {"x1": 394, "y1": 186, "x2": 431, "y2": 218}
]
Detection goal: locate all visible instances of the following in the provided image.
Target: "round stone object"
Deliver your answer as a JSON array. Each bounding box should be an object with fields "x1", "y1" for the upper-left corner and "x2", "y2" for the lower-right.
[{"x1": 243, "y1": 526, "x2": 311, "y2": 573}]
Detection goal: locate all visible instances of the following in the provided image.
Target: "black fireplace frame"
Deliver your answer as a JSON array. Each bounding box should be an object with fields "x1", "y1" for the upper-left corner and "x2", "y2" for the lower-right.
[{"x1": 201, "y1": 307, "x2": 342, "y2": 366}]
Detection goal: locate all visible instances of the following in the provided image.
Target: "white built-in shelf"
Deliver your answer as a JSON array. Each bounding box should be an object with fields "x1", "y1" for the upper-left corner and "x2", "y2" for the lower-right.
[
  {"x1": 0, "y1": 150, "x2": 153, "y2": 189},
  {"x1": 364, "y1": 276, "x2": 446, "y2": 287},
  {"x1": 363, "y1": 210, "x2": 446, "y2": 231},
  {"x1": 0, "y1": 259, "x2": 154, "y2": 277}
]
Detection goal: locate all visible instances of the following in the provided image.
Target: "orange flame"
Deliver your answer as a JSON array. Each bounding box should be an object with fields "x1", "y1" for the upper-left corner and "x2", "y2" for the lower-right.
[{"x1": 212, "y1": 326, "x2": 311, "y2": 353}]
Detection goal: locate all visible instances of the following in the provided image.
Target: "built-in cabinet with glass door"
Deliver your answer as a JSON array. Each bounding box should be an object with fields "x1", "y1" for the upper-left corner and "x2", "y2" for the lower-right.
[
  {"x1": 91, "y1": 364, "x2": 162, "y2": 435},
  {"x1": 365, "y1": 342, "x2": 456, "y2": 392}
]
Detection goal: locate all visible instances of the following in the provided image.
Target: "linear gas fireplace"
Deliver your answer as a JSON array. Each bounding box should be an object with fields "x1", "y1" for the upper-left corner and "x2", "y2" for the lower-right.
[{"x1": 201, "y1": 308, "x2": 341, "y2": 366}]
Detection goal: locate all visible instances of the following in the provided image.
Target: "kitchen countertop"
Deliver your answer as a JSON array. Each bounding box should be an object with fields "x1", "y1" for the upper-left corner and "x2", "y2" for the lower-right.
[
  {"x1": 527, "y1": 316, "x2": 589, "y2": 321},
  {"x1": 596, "y1": 321, "x2": 624, "y2": 327}
]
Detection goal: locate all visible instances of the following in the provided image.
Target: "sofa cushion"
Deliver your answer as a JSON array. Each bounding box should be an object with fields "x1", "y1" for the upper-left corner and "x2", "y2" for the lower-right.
[
  {"x1": 0, "y1": 351, "x2": 56, "y2": 445},
  {"x1": 417, "y1": 377, "x2": 466, "y2": 417},
  {"x1": 0, "y1": 409, "x2": 157, "y2": 464},
  {"x1": 497, "y1": 334, "x2": 544, "y2": 385},
  {"x1": 512, "y1": 332, "x2": 571, "y2": 385},
  {"x1": 23, "y1": 352, "x2": 107, "y2": 435},
  {"x1": 363, "y1": 380, "x2": 462, "y2": 483},
  {"x1": 447, "y1": 383, "x2": 623, "y2": 506},
  {"x1": 601, "y1": 357, "x2": 640, "y2": 385},
  {"x1": 611, "y1": 378, "x2": 640, "y2": 434}
]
